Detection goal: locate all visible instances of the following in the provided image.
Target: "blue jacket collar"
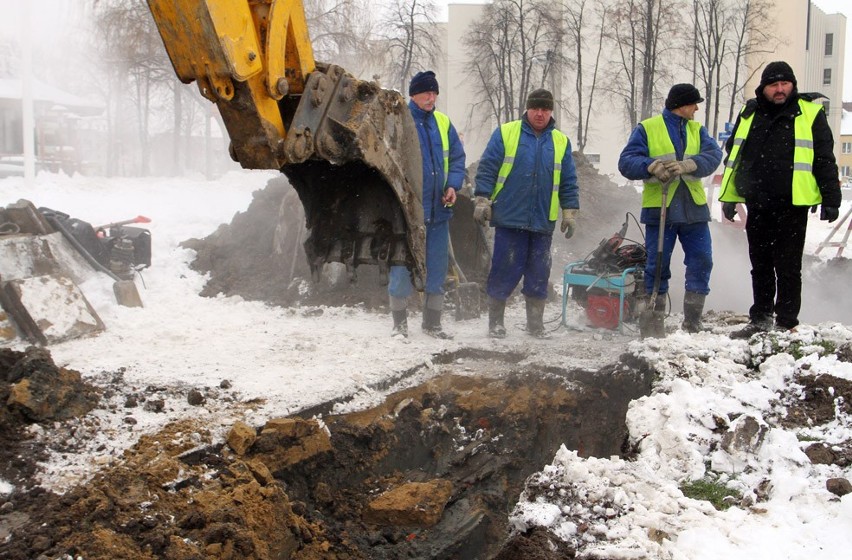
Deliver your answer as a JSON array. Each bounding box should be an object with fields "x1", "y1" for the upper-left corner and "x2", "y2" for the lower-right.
[{"x1": 409, "y1": 99, "x2": 434, "y2": 119}]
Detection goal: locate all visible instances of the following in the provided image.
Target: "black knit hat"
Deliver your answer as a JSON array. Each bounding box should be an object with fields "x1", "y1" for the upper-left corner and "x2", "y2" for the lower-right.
[
  {"x1": 526, "y1": 88, "x2": 554, "y2": 110},
  {"x1": 760, "y1": 61, "x2": 797, "y2": 87},
  {"x1": 409, "y1": 71, "x2": 439, "y2": 96},
  {"x1": 665, "y1": 83, "x2": 704, "y2": 110}
]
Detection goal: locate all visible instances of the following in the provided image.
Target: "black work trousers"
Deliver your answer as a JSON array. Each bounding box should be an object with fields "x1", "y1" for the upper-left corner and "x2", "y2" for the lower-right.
[{"x1": 744, "y1": 204, "x2": 809, "y2": 329}]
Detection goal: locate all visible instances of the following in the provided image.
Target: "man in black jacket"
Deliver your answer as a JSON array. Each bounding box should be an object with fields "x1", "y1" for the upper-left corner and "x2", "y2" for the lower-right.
[{"x1": 719, "y1": 61, "x2": 841, "y2": 337}]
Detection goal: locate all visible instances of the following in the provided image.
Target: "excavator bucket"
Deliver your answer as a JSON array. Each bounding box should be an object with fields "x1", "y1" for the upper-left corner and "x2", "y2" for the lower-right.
[
  {"x1": 280, "y1": 64, "x2": 425, "y2": 287},
  {"x1": 146, "y1": 0, "x2": 425, "y2": 288}
]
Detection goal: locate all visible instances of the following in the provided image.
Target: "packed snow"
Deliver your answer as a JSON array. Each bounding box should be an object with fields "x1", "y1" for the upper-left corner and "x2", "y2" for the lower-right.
[{"x1": 2, "y1": 170, "x2": 851, "y2": 559}]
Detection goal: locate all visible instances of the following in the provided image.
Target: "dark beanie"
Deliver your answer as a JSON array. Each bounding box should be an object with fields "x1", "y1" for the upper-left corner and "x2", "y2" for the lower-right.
[
  {"x1": 409, "y1": 71, "x2": 439, "y2": 96},
  {"x1": 665, "y1": 83, "x2": 704, "y2": 110},
  {"x1": 526, "y1": 88, "x2": 554, "y2": 110},
  {"x1": 760, "y1": 61, "x2": 797, "y2": 87}
]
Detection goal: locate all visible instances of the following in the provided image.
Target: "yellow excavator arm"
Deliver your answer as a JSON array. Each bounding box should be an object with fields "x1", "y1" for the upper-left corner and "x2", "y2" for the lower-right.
[
  {"x1": 146, "y1": 0, "x2": 425, "y2": 285},
  {"x1": 147, "y1": 0, "x2": 315, "y2": 168}
]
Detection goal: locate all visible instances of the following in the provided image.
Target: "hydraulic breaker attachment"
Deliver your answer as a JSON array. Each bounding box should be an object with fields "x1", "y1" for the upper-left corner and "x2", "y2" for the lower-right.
[{"x1": 146, "y1": 0, "x2": 424, "y2": 287}]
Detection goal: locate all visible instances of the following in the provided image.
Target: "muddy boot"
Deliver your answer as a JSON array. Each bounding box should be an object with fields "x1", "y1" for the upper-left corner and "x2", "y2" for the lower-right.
[
  {"x1": 488, "y1": 297, "x2": 507, "y2": 338},
  {"x1": 389, "y1": 296, "x2": 408, "y2": 338},
  {"x1": 525, "y1": 297, "x2": 549, "y2": 338},
  {"x1": 391, "y1": 310, "x2": 408, "y2": 338},
  {"x1": 422, "y1": 294, "x2": 453, "y2": 339},
  {"x1": 681, "y1": 291, "x2": 706, "y2": 333}
]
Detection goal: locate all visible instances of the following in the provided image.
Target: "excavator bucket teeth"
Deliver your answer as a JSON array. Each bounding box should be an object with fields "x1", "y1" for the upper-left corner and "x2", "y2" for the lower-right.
[{"x1": 280, "y1": 64, "x2": 425, "y2": 288}]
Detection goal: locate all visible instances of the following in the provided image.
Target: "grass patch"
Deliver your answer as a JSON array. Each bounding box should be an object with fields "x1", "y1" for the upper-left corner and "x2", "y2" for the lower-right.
[{"x1": 680, "y1": 478, "x2": 742, "y2": 511}]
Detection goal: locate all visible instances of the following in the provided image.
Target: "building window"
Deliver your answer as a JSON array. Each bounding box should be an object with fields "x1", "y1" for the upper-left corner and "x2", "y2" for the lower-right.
[
  {"x1": 824, "y1": 101, "x2": 830, "y2": 117},
  {"x1": 843, "y1": 142, "x2": 852, "y2": 154},
  {"x1": 826, "y1": 33, "x2": 834, "y2": 56},
  {"x1": 842, "y1": 165, "x2": 851, "y2": 177},
  {"x1": 823, "y1": 68, "x2": 832, "y2": 85}
]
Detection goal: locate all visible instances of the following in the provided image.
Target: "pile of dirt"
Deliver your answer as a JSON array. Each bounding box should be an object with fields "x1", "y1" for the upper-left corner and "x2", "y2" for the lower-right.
[{"x1": 183, "y1": 156, "x2": 640, "y2": 311}]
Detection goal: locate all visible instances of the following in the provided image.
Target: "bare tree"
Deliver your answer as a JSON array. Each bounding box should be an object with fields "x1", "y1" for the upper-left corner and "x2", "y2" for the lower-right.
[
  {"x1": 691, "y1": 0, "x2": 727, "y2": 136},
  {"x1": 724, "y1": 0, "x2": 775, "y2": 123},
  {"x1": 463, "y1": 0, "x2": 564, "y2": 126},
  {"x1": 563, "y1": 0, "x2": 610, "y2": 152},
  {"x1": 606, "y1": 0, "x2": 684, "y2": 128},
  {"x1": 92, "y1": 0, "x2": 174, "y2": 176},
  {"x1": 304, "y1": 0, "x2": 379, "y2": 78},
  {"x1": 376, "y1": 0, "x2": 442, "y2": 92}
]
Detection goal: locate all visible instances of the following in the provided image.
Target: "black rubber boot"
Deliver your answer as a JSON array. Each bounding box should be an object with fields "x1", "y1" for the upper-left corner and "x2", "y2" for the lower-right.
[
  {"x1": 391, "y1": 310, "x2": 408, "y2": 338},
  {"x1": 525, "y1": 297, "x2": 548, "y2": 338},
  {"x1": 488, "y1": 297, "x2": 507, "y2": 338},
  {"x1": 422, "y1": 308, "x2": 453, "y2": 340},
  {"x1": 681, "y1": 291, "x2": 706, "y2": 333}
]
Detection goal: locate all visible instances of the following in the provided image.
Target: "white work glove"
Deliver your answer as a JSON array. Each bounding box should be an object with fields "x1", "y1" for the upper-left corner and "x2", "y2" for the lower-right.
[
  {"x1": 560, "y1": 208, "x2": 578, "y2": 239},
  {"x1": 647, "y1": 159, "x2": 674, "y2": 183},
  {"x1": 473, "y1": 196, "x2": 492, "y2": 225},
  {"x1": 662, "y1": 158, "x2": 698, "y2": 176}
]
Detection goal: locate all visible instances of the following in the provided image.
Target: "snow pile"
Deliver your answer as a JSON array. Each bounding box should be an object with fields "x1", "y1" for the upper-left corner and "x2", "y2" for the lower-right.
[{"x1": 509, "y1": 326, "x2": 852, "y2": 558}]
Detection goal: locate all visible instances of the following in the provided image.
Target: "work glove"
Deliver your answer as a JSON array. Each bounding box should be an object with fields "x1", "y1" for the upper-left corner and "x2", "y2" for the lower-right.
[
  {"x1": 820, "y1": 206, "x2": 839, "y2": 223},
  {"x1": 722, "y1": 202, "x2": 738, "y2": 222},
  {"x1": 662, "y1": 158, "x2": 698, "y2": 176},
  {"x1": 647, "y1": 159, "x2": 674, "y2": 183},
  {"x1": 560, "y1": 208, "x2": 578, "y2": 239},
  {"x1": 473, "y1": 196, "x2": 492, "y2": 225}
]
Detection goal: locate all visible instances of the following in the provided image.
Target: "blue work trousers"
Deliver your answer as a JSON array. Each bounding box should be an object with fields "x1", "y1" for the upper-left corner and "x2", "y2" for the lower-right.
[
  {"x1": 644, "y1": 221, "x2": 712, "y2": 295},
  {"x1": 388, "y1": 220, "x2": 450, "y2": 298},
  {"x1": 486, "y1": 227, "x2": 553, "y2": 301}
]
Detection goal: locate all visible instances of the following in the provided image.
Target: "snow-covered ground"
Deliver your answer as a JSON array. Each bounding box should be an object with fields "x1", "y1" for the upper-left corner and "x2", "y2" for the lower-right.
[{"x1": 2, "y1": 171, "x2": 851, "y2": 559}]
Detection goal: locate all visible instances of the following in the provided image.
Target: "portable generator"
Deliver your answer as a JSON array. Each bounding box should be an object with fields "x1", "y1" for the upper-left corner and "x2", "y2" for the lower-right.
[{"x1": 562, "y1": 215, "x2": 646, "y2": 331}]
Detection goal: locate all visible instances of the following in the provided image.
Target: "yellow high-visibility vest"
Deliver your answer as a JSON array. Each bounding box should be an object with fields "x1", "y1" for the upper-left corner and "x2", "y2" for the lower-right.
[
  {"x1": 719, "y1": 98, "x2": 823, "y2": 205},
  {"x1": 433, "y1": 110, "x2": 450, "y2": 187},
  {"x1": 641, "y1": 115, "x2": 704, "y2": 208},
  {"x1": 493, "y1": 120, "x2": 568, "y2": 221}
]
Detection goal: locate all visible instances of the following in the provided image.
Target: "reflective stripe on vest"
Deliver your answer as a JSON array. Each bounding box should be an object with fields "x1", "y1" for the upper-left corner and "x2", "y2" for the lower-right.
[
  {"x1": 640, "y1": 115, "x2": 704, "y2": 208},
  {"x1": 433, "y1": 110, "x2": 450, "y2": 187},
  {"x1": 719, "y1": 98, "x2": 822, "y2": 206},
  {"x1": 495, "y1": 120, "x2": 568, "y2": 221}
]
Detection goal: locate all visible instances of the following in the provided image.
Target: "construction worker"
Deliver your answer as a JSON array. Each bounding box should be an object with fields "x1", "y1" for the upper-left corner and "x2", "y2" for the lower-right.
[
  {"x1": 473, "y1": 89, "x2": 580, "y2": 338},
  {"x1": 388, "y1": 71, "x2": 466, "y2": 339},
  {"x1": 720, "y1": 61, "x2": 841, "y2": 337},
  {"x1": 618, "y1": 83, "x2": 722, "y2": 333}
]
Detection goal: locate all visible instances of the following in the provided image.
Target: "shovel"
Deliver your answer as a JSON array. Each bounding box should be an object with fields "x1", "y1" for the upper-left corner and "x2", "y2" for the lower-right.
[
  {"x1": 639, "y1": 177, "x2": 673, "y2": 339},
  {"x1": 448, "y1": 237, "x2": 481, "y2": 320}
]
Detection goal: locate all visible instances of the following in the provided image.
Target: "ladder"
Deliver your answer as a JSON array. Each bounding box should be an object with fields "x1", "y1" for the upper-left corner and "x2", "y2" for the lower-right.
[{"x1": 815, "y1": 205, "x2": 852, "y2": 258}]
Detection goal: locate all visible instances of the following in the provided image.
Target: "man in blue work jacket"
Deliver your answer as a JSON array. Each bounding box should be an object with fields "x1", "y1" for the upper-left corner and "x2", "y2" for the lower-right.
[
  {"x1": 474, "y1": 89, "x2": 580, "y2": 338},
  {"x1": 388, "y1": 71, "x2": 466, "y2": 339}
]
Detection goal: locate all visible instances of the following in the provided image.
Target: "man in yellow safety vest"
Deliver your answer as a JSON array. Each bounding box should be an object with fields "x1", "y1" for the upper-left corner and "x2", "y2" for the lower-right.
[
  {"x1": 618, "y1": 83, "x2": 722, "y2": 333},
  {"x1": 473, "y1": 89, "x2": 580, "y2": 338},
  {"x1": 719, "y1": 61, "x2": 841, "y2": 337}
]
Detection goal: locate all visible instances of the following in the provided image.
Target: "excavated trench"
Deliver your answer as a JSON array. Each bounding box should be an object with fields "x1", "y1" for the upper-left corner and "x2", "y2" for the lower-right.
[
  {"x1": 0, "y1": 348, "x2": 654, "y2": 560},
  {"x1": 237, "y1": 349, "x2": 654, "y2": 559}
]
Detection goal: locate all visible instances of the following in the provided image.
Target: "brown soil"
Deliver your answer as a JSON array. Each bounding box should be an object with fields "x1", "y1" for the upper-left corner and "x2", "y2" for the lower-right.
[{"x1": 0, "y1": 346, "x2": 653, "y2": 560}]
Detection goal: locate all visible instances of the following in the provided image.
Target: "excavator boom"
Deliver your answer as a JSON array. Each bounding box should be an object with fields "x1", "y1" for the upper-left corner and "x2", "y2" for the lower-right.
[{"x1": 146, "y1": 0, "x2": 425, "y2": 285}]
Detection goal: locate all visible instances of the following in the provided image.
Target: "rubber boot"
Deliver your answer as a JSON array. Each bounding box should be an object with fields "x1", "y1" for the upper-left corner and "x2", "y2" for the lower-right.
[
  {"x1": 488, "y1": 297, "x2": 507, "y2": 338},
  {"x1": 389, "y1": 295, "x2": 408, "y2": 338},
  {"x1": 422, "y1": 294, "x2": 453, "y2": 339},
  {"x1": 525, "y1": 297, "x2": 549, "y2": 338},
  {"x1": 391, "y1": 310, "x2": 408, "y2": 338},
  {"x1": 681, "y1": 291, "x2": 706, "y2": 333}
]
